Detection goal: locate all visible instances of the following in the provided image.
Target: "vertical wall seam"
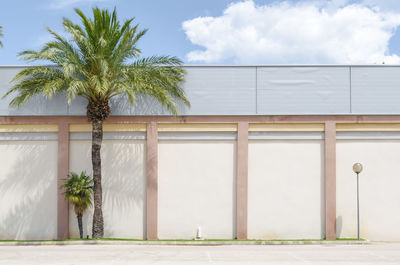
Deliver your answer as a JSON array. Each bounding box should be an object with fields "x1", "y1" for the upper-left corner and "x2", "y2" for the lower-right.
[
  {"x1": 349, "y1": 66, "x2": 352, "y2": 114},
  {"x1": 57, "y1": 122, "x2": 69, "y2": 239},
  {"x1": 236, "y1": 122, "x2": 249, "y2": 239},
  {"x1": 255, "y1": 66, "x2": 258, "y2": 114},
  {"x1": 146, "y1": 122, "x2": 158, "y2": 240},
  {"x1": 324, "y1": 121, "x2": 336, "y2": 240}
]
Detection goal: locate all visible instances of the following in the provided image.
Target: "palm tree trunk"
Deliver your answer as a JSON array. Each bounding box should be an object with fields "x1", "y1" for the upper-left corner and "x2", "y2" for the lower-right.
[
  {"x1": 77, "y1": 213, "x2": 83, "y2": 239},
  {"x1": 92, "y1": 120, "x2": 104, "y2": 238}
]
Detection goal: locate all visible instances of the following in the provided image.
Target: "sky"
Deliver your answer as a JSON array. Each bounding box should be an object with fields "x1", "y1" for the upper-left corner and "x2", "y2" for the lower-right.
[{"x1": 1, "y1": 0, "x2": 400, "y2": 65}]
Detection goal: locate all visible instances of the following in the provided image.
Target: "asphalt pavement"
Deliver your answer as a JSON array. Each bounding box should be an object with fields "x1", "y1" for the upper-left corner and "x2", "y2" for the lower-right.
[{"x1": 1, "y1": 243, "x2": 400, "y2": 265}]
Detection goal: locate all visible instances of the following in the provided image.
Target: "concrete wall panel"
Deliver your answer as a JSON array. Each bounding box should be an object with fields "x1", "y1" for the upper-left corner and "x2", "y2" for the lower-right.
[
  {"x1": 158, "y1": 140, "x2": 236, "y2": 239},
  {"x1": 337, "y1": 140, "x2": 400, "y2": 241},
  {"x1": 69, "y1": 139, "x2": 146, "y2": 239},
  {"x1": 248, "y1": 140, "x2": 324, "y2": 239},
  {"x1": 0, "y1": 140, "x2": 58, "y2": 240}
]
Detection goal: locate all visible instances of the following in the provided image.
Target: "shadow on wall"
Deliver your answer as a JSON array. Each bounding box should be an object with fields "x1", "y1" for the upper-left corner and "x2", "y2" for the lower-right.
[
  {"x1": 337, "y1": 216, "x2": 343, "y2": 238},
  {"x1": 8, "y1": 94, "x2": 68, "y2": 116},
  {"x1": 129, "y1": 94, "x2": 189, "y2": 116},
  {"x1": 102, "y1": 140, "x2": 146, "y2": 239},
  {"x1": 69, "y1": 140, "x2": 146, "y2": 239},
  {"x1": 68, "y1": 94, "x2": 189, "y2": 116},
  {"x1": 0, "y1": 141, "x2": 57, "y2": 240}
]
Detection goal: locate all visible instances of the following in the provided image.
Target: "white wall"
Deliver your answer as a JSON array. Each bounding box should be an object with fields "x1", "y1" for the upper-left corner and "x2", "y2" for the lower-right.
[
  {"x1": 158, "y1": 140, "x2": 236, "y2": 239},
  {"x1": 5, "y1": 131, "x2": 400, "y2": 241},
  {"x1": 248, "y1": 140, "x2": 324, "y2": 239},
  {"x1": 0, "y1": 140, "x2": 58, "y2": 240},
  {"x1": 337, "y1": 140, "x2": 400, "y2": 241},
  {"x1": 69, "y1": 139, "x2": 146, "y2": 239}
]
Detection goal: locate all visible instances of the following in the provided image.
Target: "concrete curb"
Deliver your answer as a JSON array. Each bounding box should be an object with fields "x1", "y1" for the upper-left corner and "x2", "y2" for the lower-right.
[{"x1": 0, "y1": 240, "x2": 370, "y2": 247}]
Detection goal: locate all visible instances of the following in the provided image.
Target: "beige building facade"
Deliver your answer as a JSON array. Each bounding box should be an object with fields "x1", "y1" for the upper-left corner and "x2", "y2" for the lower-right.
[
  {"x1": 1, "y1": 66, "x2": 400, "y2": 241},
  {"x1": 0, "y1": 118, "x2": 400, "y2": 241}
]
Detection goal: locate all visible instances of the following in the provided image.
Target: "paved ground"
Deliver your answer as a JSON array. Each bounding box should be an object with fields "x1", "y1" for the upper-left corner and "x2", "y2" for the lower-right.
[{"x1": 1, "y1": 243, "x2": 400, "y2": 265}]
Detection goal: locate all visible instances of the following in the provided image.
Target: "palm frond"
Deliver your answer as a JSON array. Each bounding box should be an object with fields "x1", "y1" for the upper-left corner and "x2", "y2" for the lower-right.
[
  {"x1": 61, "y1": 171, "x2": 93, "y2": 215},
  {"x1": 3, "y1": 67, "x2": 68, "y2": 107},
  {"x1": 117, "y1": 56, "x2": 188, "y2": 115},
  {"x1": 0, "y1": 26, "x2": 3, "y2": 48},
  {"x1": 4, "y1": 7, "x2": 189, "y2": 116}
]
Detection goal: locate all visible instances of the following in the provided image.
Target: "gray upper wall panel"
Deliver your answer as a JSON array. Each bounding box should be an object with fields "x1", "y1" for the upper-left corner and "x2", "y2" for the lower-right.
[
  {"x1": 256, "y1": 67, "x2": 351, "y2": 114},
  {"x1": 0, "y1": 65, "x2": 399, "y2": 116},
  {"x1": 180, "y1": 67, "x2": 256, "y2": 115},
  {"x1": 351, "y1": 67, "x2": 400, "y2": 114}
]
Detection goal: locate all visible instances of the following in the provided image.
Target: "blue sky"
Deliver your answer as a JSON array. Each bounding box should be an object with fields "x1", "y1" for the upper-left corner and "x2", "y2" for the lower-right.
[{"x1": 1, "y1": 0, "x2": 400, "y2": 65}]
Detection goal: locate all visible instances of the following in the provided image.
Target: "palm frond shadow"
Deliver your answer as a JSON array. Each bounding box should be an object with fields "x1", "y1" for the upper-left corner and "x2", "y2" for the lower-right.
[
  {"x1": 68, "y1": 93, "x2": 190, "y2": 116},
  {"x1": 0, "y1": 141, "x2": 57, "y2": 240},
  {"x1": 70, "y1": 139, "x2": 146, "y2": 239}
]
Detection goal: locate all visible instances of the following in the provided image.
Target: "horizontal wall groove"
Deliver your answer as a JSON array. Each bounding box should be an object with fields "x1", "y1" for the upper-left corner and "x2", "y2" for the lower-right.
[
  {"x1": 70, "y1": 123, "x2": 146, "y2": 132},
  {"x1": 0, "y1": 124, "x2": 58, "y2": 132},
  {"x1": 0, "y1": 132, "x2": 58, "y2": 140},
  {"x1": 158, "y1": 123, "x2": 237, "y2": 132},
  {"x1": 337, "y1": 131, "x2": 400, "y2": 140},
  {"x1": 337, "y1": 123, "x2": 400, "y2": 132},
  {"x1": 4, "y1": 116, "x2": 400, "y2": 125},
  {"x1": 70, "y1": 132, "x2": 146, "y2": 140},
  {"x1": 158, "y1": 132, "x2": 237, "y2": 140},
  {"x1": 249, "y1": 132, "x2": 324, "y2": 140}
]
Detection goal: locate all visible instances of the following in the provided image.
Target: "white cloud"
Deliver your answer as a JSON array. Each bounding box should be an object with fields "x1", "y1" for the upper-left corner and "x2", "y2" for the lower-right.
[
  {"x1": 361, "y1": 0, "x2": 400, "y2": 12},
  {"x1": 182, "y1": 0, "x2": 400, "y2": 64},
  {"x1": 49, "y1": 0, "x2": 110, "y2": 10}
]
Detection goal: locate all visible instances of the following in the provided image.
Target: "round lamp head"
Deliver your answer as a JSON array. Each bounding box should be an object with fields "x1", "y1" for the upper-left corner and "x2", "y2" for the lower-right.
[{"x1": 353, "y1": 163, "x2": 363, "y2": 174}]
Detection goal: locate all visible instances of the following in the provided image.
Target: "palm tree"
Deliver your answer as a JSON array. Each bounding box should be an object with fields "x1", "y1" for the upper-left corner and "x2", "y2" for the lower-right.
[
  {"x1": 61, "y1": 172, "x2": 93, "y2": 239},
  {"x1": 0, "y1": 26, "x2": 3, "y2": 47},
  {"x1": 4, "y1": 8, "x2": 189, "y2": 238}
]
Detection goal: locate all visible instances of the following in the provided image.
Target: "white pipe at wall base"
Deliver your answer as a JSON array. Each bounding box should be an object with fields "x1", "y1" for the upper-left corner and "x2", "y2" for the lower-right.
[{"x1": 195, "y1": 226, "x2": 204, "y2": 240}]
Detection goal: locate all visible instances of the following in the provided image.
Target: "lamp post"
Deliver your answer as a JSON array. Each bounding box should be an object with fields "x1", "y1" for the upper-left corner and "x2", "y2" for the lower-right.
[{"x1": 352, "y1": 162, "x2": 363, "y2": 240}]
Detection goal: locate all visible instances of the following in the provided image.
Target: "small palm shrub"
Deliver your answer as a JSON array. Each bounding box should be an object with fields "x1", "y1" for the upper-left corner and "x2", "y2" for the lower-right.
[{"x1": 61, "y1": 171, "x2": 93, "y2": 239}]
